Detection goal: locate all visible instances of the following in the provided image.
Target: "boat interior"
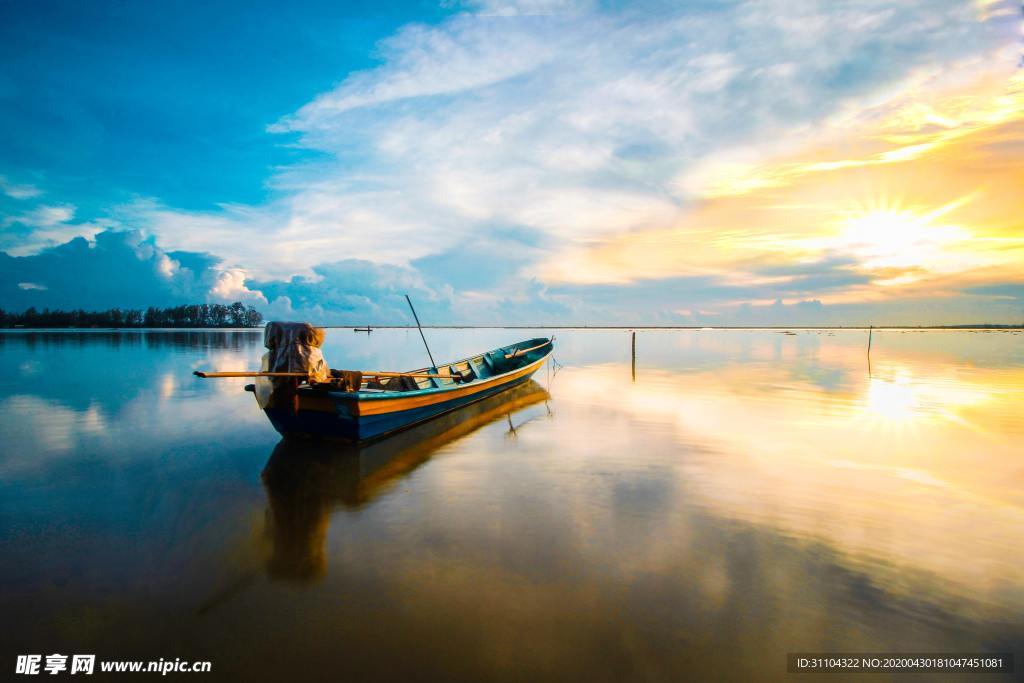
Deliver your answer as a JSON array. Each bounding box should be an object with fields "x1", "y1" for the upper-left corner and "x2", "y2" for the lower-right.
[{"x1": 326, "y1": 337, "x2": 552, "y2": 394}]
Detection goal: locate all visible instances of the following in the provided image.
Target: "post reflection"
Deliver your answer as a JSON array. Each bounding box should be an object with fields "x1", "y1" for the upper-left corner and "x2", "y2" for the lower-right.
[{"x1": 260, "y1": 381, "x2": 551, "y2": 581}]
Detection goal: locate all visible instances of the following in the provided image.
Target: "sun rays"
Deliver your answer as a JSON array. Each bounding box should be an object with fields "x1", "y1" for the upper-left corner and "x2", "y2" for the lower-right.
[
  {"x1": 540, "y1": 64, "x2": 1024, "y2": 322},
  {"x1": 815, "y1": 194, "x2": 979, "y2": 283}
]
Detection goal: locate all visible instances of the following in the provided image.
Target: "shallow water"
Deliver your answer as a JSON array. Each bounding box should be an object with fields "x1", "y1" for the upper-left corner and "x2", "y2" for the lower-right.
[{"x1": 0, "y1": 328, "x2": 1021, "y2": 681}]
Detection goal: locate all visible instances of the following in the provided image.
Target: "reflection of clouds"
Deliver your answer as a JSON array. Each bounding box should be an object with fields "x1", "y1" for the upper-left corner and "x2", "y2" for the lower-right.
[
  {"x1": 0, "y1": 349, "x2": 268, "y2": 475},
  {"x1": 19, "y1": 360, "x2": 41, "y2": 376},
  {"x1": 2, "y1": 330, "x2": 1020, "y2": 675},
  {"x1": 278, "y1": 374, "x2": 1010, "y2": 675},
  {"x1": 394, "y1": 399, "x2": 695, "y2": 581},
  {"x1": 189, "y1": 354, "x2": 262, "y2": 396},
  {"x1": 159, "y1": 373, "x2": 176, "y2": 399},
  {"x1": 551, "y1": 356, "x2": 1024, "y2": 616},
  {"x1": 0, "y1": 395, "x2": 107, "y2": 465},
  {"x1": 118, "y1": 370, "x2": 267, "y2": 439}
]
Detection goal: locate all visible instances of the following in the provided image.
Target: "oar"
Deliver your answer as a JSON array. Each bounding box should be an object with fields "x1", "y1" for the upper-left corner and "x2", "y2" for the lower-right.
[
  {"x1": 504, "y1": 337, "x2": 554, "y2": 359},
  {"x1": 193, "y1": 370, "x2": 449, "y2": 379},
  {"x1": 194, "y1": 371, "x2": 307, "y2": 378}
]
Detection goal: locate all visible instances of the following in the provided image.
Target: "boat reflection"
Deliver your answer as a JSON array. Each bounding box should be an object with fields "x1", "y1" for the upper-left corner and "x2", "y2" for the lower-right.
[{"x1": 261, "y1": 381, "x2": 551, "y2": 581}]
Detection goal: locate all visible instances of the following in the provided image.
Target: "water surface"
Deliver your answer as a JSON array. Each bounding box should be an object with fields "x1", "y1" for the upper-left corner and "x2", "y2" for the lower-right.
[{"x1": 1, "y1": 328, "x2": 1021, "y2": 680}]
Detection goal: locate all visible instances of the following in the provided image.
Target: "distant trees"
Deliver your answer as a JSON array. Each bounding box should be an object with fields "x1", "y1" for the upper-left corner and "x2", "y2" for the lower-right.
[{"x1": 0, "y1": 303, "x2": 264, "y2": 328}]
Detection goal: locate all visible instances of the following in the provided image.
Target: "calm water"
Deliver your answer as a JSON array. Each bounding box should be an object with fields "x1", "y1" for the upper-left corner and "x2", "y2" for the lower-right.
[{"x1": 0, "y1": 328, "x2": 1021, "y2": 681}]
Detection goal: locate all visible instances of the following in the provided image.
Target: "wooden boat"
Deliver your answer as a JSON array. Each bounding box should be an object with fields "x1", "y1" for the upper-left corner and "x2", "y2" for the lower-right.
[
  {"x1": 253, "y1": 337, "x2": 554, "y2": 442},
  {"x1": 260, "y1": 381, "x2": 550, "y2": 579}
]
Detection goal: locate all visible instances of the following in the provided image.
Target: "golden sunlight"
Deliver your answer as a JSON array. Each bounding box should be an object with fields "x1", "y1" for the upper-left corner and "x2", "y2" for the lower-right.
[
  {"x1": 541, "y1": 67, "x2": 1024, "y2": 310},
  {"x1": 864, "y1": 374, "x2": 921, "y2": 425},
  {"x1": 825, "y1": 196, "x2": 976, "y2": 281}
]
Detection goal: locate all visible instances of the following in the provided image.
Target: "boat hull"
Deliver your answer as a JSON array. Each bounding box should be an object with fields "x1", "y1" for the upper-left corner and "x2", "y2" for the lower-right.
[
  {"x1": 265, "y1": 372, "x2": 536, "y2": 441},
  {"x1": 262, "y1": 340, "x2": 551, "y2": 442}
]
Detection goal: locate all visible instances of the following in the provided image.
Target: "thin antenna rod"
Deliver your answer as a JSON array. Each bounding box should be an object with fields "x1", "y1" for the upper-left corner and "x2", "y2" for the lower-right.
[{"x1": 405, "y1": 294, "x2": 437, "y2": 369}]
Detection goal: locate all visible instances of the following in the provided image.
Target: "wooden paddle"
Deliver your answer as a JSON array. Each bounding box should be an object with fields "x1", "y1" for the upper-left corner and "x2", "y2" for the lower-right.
[
  {"x1": 193, "y1": 370, "x2": 449, "y2": 379},
  {"x1": 504, "y1": 338, "x2": 554, "y2": 359}
]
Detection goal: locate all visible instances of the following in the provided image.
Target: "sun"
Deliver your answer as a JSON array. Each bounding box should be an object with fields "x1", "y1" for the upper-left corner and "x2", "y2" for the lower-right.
[{"x1": 829, "y1": 195, "x2": 977, "y2": 282}]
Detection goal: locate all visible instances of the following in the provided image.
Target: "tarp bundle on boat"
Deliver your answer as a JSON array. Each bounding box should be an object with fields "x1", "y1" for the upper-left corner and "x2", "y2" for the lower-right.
[{"x1": 255, "y1": 321, "x2": 330, "y2": 409}]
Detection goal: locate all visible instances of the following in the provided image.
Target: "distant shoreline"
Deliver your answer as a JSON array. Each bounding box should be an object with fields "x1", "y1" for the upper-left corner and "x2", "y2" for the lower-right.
[
  {"x1": 324, "y1": 324, "x2": 1024, "y2": 330},
  {"x1": 1, "y1": 325, "x2": 1021, "y2": 331}
]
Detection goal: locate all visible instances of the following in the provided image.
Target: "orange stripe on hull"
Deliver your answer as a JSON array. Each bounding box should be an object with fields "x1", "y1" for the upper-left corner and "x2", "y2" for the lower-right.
[{"x1": 356, "y1": 358, "x2": 546, "y2": 416}]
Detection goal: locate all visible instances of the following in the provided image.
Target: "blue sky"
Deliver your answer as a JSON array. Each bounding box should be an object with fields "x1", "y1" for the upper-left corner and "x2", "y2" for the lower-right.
[
  {"x1": 0, "y1": 0, "x2": 450, "y2": 211},
  {"x1": 1, "y1": 0, "x2": 1022, "y2": 324}
]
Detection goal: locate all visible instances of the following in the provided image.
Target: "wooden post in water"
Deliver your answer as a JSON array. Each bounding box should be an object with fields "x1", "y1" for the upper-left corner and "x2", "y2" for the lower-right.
[
  {"x1": 631, "y1": 330, "x2": 636, "y2": 382},
  {"x1": 867, "y1": 325, "x2": 873, "y2": 376}
]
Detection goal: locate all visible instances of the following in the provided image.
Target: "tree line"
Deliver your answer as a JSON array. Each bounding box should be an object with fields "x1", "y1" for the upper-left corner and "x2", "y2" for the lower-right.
[{"x1": 0, "y1": 302, "x2": 264, "y2": 328}]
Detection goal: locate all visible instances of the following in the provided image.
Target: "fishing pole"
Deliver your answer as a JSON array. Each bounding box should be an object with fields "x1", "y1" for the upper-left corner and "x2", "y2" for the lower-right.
[{"x1": 405, "y1": 294, "x2": 437, "y2": 370}]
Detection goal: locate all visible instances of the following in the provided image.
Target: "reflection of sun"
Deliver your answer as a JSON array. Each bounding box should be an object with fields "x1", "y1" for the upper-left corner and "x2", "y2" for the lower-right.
[
  {"x1": 858, "y1": 368, "x2": 925, "y2": 439},
  {"x1": 856, "y1": 365, "x2": 993, "y2": 437},
  {"x1": 865, "y1": 374, "x2": 919, "y2": 423}
]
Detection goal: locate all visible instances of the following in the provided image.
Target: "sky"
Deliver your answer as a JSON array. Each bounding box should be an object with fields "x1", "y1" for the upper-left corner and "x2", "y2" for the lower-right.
[{"x1": 0, "y1": 0, "x2": 1022, "y2": 325}]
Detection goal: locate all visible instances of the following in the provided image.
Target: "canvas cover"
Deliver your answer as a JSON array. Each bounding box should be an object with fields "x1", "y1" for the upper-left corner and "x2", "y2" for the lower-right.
[{"x1": 255, "y1": 321, "x2": 330, "y2": 409}]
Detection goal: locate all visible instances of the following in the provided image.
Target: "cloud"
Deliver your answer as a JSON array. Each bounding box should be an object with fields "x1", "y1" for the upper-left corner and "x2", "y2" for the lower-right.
[
  {"x1": 679, "y1": 65, "x2": 1024, "y2": 199},
  {"x1": 209, "y1": 268, "x2": 268, "y2": 306},
  {"x1": 0, "y1": 224, "x2": 579, "y2": 324},
  {"x1": 0, "y1": 230, "x2": 231, "y2": 311},
  {"x1": 270, "y1": 14, "x2": 561, "y2": 124},
  {"x1": 410, "y1": 229, "x2": 541, "y2": 291},
  {"x1": 2, "y1": 0, "x2": 1020, "y2": 324},
  {"x1": 5, "y1": 204, "x2": 75, "y2": 227},
  {"x1": 228, "y1": 0, "x2": 1008, "y2": 284},
  {"x1": 965, "y1": 282, "x2": 1024, "y2": 300},
  {"x1": 547, "y1": 69, "x2": 1024, "y2": 305},
  {"x1": 449, "y1": 0, "x2": 597, "y2": 17},
  {"x1": 0, "y1": 202, "x2": 116, "y2": 256},
  {"x1": 750, "y1": 256, "x2": 874, "y2": 295},
  {"x1": 249, "y1": 259, "x2": 443, "y2": 323},
  {"x1": 2, "y1": 226, "x2": 1020, "y2": 325},
  {"x1": 247, "y1": 257, "x2": 577, "y2": 324},
  {"x1": 0, "y1": 175, "x2": 42, "y2": 200}
]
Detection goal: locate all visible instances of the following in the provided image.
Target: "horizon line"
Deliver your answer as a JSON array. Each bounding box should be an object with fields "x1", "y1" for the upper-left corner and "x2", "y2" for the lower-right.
[{"x1": 2, "y1": 324, "x2": 1022, "y2": 331}]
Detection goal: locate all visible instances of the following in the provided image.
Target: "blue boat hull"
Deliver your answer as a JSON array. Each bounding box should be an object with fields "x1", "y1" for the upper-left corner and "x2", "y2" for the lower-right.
[
  {"x1": 265, "y1": 368, "x2": 539, "y2": 442},
  {"x1": 260, "y1": 336, "x2": 553, "y2": 442}
]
